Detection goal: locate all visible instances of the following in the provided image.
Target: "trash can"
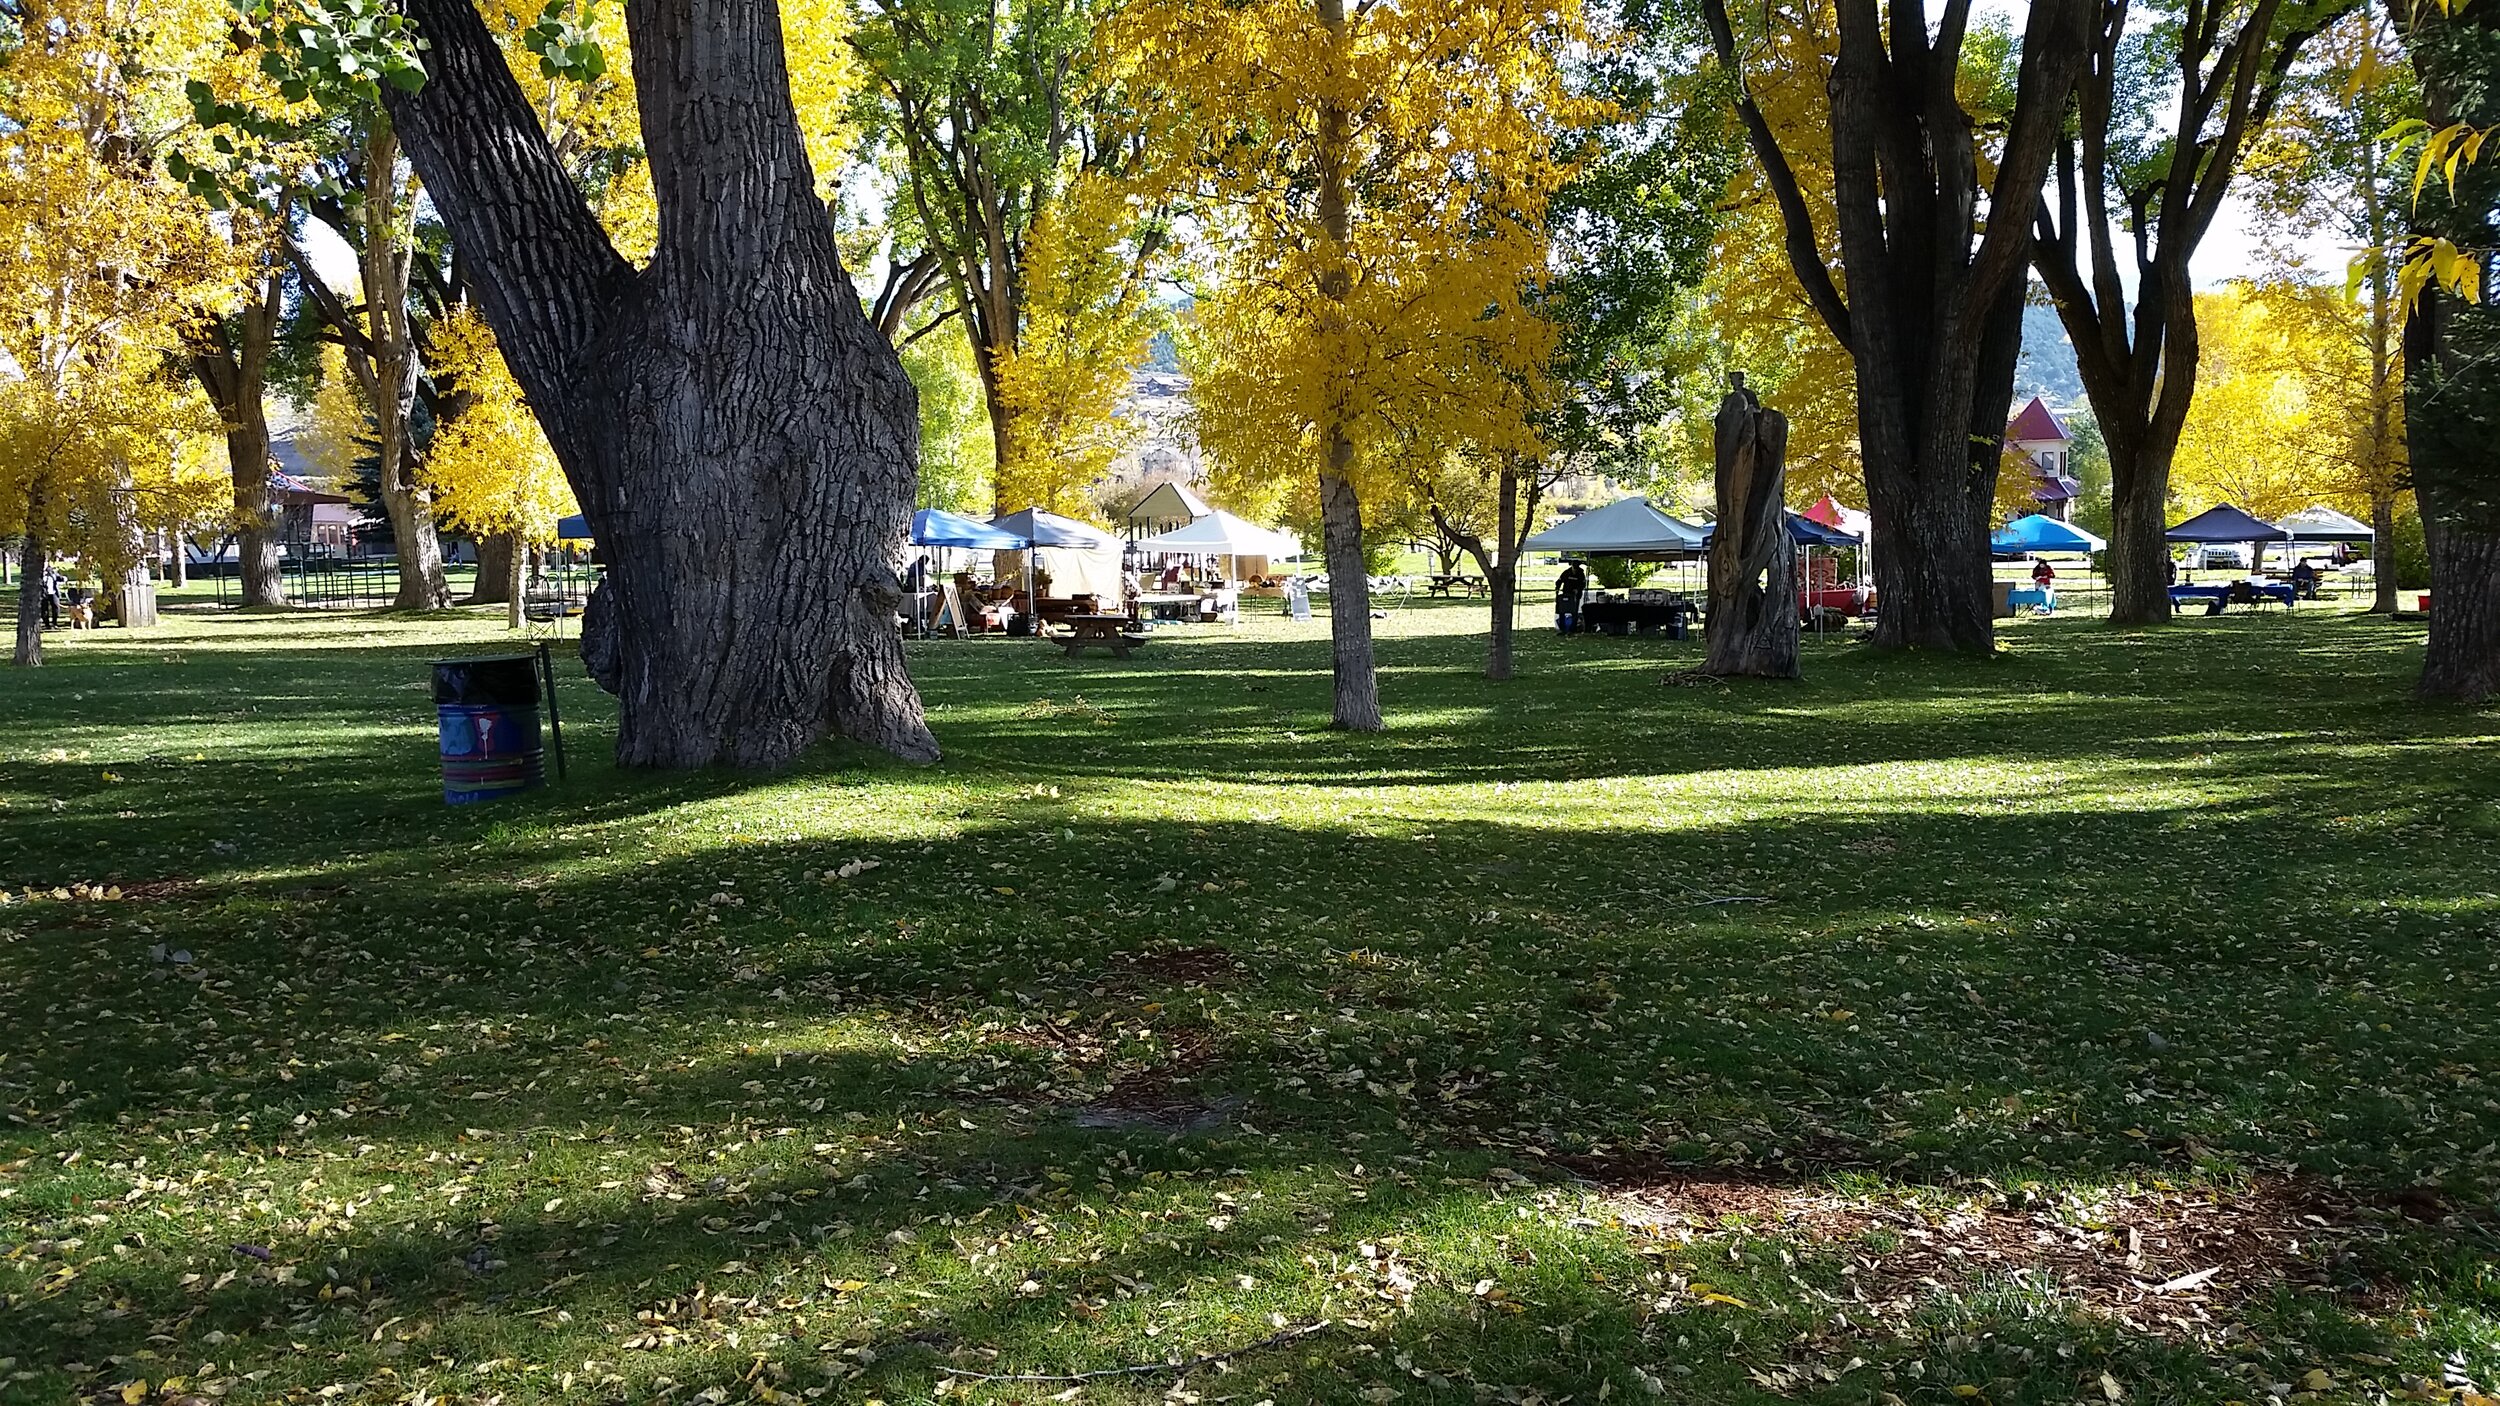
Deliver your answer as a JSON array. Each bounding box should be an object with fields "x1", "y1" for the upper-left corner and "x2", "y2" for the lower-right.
[{"x1": 432, "y1": 655, "x2": 545, "y2": 805}]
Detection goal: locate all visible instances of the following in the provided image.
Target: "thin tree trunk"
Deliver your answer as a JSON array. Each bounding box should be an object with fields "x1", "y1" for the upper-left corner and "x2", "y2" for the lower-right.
[
  {"x1": 1485, "y1": 457, "x2": 1519, "y2": 682},
  {"x1": 506, "y1": 541, "x2": 526, "y2": 630},
  {"x1": 2372, "y1": 490, "x2": 2400, "y2": 613},
  {"x1": 166, "y1": 530, "x2": 188, "y2": 589},
  {"x1": 13, "y1": 514, "x2": 43, "y2": 668},
  {"x1": 1312, "y1": 0, "x2": 1381, "y2": 731},
  {"x1": 192, "y1": 260, "x2": 288, "y2": 609},
  {"x1": 386, "y1": 0, "x2": 936, "y2": 766}
]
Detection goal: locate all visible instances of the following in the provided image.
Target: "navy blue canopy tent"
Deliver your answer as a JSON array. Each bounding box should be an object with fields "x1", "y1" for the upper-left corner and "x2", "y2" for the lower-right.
[
  {"x1": 1702, "y1": 512, "x2": 1860, "y2": 548},
  {"x1": 912, "y1": 508, "x2": 1026, "y2": 551},
  {"x1": 2166, "y1": 504, "x2": 2287, "y2": 545},
  {"x1": 556, "y1": 514, "x2": 592, "y2": 542}
]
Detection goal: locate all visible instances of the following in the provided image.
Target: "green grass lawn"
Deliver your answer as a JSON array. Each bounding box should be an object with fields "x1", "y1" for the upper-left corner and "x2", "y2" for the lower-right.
[{"x1": 2, "y1": 598, "x2": 2496, "y2": 1406}]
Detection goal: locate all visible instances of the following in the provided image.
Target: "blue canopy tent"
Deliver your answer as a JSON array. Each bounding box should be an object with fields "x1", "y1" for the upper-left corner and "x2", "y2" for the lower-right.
[
  {"x1": 1993, "y1": 514, "x2": 2105, "y2": 615},
  {"x1": 1993, "y1": 514, "x2": 2105, "y2": 554},
  {"x1": 556, "y1": 514, "x2": 592, "y2": 542},
  {"x1": 912, "y1": 508, "x2": 1025, "y2": 550},
  {"x1": 2167, "y1": 503, "x2": 2287, "y2": 548}
]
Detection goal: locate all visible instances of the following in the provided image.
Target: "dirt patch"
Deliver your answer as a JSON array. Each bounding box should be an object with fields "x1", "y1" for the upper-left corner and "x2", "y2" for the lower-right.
[
  {"x1": 1071, "y1": 1091, "x2": 1247, "y2": 1134},
  {"x1": 1567, "y1": 1161, "x2": 2412, "y2": 1338},
  {"x1": 1102, "y1": 945, "x2": 1243, "y2": 991}
]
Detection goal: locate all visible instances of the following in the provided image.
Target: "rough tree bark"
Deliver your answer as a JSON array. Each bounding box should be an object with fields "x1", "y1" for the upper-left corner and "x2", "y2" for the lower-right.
[
  {"x1": 13, "y1": 510, "x2": 44, "y2": 668},
  {"x1": 469, "y1": 531, "x2": 516, "y2": 606},
  {"x1": 1703, "y1": 379, "x2": 1800, "y2": 680},
  {"x1": 189, "y1": 242, "x2": 288, "y2": 609},
  {"x1": 2399, "y1": 1, "x2": 2500, "y2": 702},
  {"x1": 2030, "y1": 0, "x2": 2340, "y2": 625},
  {"x1": 1704, "y1": 0, "x2": 2092, "y2": 653},
  {"x1": 383, "y1": 0, "x2": 936, "y2": 767}
]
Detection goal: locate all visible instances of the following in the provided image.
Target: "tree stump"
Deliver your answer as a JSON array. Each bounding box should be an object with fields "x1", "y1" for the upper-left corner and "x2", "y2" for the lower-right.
[{"x1": 1703, "y1": 377, "x2": 1801, "y2": 680}]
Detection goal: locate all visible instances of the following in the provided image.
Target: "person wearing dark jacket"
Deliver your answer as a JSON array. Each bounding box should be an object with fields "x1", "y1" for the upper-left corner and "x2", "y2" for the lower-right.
[{"x1": 1555, "y1": 561, "x2": 1589, "y2": 634}]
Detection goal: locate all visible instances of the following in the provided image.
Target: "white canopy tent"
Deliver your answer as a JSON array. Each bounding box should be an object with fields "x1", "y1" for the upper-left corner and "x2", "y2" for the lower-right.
[
  {"x1": 1521, "y1": 497, "x2": 1709, "y2": 555},
  {"x1": 1132, "y1": 510, "x2": 1302, "y2": 558}
]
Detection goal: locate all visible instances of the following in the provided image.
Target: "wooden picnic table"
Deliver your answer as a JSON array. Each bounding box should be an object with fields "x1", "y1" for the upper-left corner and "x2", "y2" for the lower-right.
[
  {"x1": 1054, "y1": 614, "x2": 1151, "y2": 658},
  {"x1": 1427, "y1": 574, "x2": 1487, "y2": 598}
]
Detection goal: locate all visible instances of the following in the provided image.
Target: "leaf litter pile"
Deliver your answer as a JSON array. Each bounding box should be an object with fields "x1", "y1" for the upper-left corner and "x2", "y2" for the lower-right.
[{"x1": 0, "y1": 605, "x2": 2496, "y2": 1406}]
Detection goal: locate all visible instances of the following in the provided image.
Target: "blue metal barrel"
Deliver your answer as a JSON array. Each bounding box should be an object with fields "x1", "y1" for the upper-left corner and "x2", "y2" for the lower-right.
[{"x1": 431, "y1": 655, "x2": 545, "y2": 804}]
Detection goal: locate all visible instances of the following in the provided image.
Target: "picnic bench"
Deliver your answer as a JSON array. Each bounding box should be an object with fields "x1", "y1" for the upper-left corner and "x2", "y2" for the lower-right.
[
  {"x1": 1427, "y1": 573, "x2": 1488, "y2": 598},
  {"x1": 1054, "y1": 614, "x2": 1151, "y2": 658}
]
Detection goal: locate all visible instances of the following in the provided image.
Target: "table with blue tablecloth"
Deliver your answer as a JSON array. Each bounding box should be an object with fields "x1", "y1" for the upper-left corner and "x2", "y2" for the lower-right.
[{"x1": 2170, "y1": 582, "x2": 2295, "y2": 615}]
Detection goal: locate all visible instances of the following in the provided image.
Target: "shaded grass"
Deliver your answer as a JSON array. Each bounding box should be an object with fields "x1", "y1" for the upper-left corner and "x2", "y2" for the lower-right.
[{"x1": 0, "y1": 598, "x2": 2494, "y2": 1405}]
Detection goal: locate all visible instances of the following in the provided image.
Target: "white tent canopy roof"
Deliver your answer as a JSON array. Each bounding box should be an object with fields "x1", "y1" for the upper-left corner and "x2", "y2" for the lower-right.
[
  {"x1": 1132, "y1": 509, "x2": 1301, "y2": 557},
  {"x1": 1522, "y1": 497, "x2": 1708, "y2": 555},
  {"x1": 2275, "y1": 505, "x2": 2375, "y2": 541}
]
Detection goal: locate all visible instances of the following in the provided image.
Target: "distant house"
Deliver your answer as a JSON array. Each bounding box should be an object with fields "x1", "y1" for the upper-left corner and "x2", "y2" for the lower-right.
[{"x1": 2006, "y1": 397, "x2": 2082, "y2": 521}]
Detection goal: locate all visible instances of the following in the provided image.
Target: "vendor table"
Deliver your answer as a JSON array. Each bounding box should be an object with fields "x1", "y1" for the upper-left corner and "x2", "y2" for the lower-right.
[
  {"x1": 1580, "y1": 597, "x2": 1692, "y2": 637},
  {"x1": 2170, "y1": 583, "x2": 2295, "y2": 615}
]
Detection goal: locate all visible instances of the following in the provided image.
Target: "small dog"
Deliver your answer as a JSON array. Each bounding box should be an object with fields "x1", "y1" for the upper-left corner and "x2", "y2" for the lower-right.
[{"x1": 64, "y1": 601, "x2": 94, "y2": 630}]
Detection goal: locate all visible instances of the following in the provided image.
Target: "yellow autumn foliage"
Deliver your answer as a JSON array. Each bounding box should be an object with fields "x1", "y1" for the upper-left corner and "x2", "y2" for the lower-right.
[
  {"x1": 0, "y1": 0, "x2": 243, "y2": 583},
  {"x1": 1110, "y1": 0, "x2": 1587, "y2": 508},
  {"x1": 990, "y1": 171, "x2": 1160, "y2": 519},
  {"x1": 424, "y1": 306, "x2": 578, "y2": 545},
  {"x1": 2172, "y1": 285, "x2": 2340, "y2": 520}
]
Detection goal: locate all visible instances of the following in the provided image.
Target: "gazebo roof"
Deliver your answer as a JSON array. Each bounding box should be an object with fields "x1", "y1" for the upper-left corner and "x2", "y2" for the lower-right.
[{"x1": 1124, "y1": 481, "x2": 1209, "y2": 526}]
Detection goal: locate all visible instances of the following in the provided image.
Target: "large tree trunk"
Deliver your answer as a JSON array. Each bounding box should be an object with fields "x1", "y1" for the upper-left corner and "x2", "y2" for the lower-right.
[
  {"x1": 1704, "y1": 383, "x2": 1801, "y2": 679},
  {"x1": 2419, "y1": 500, "x2": 2500, "y2": 701},
  {"x1": 13, "y1": 512, "x2": 43, "y2": 668},
  {"x1": 385, "y1": 0, "x2": 936, "y2": 767},
  {"x1": 2107, "y1": 449, "x2": 2175, "y2": 624},
  {"x1": 469, "y1": 530, "x2": 517, "y2": 605},
  {"x1": 2398, "y1": 1, "x2": 2500, "y2": 701}
]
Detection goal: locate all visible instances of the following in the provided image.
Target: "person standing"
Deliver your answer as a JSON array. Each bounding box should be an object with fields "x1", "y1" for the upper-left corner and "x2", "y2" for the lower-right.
[
  {"x1": 39, "y1": 565, "x2": 61, "y2": 628},
  {"x1": 2030, "y1": 556, "x2": 2057, "y2": 612},
  {"x1": 1556, "y1": 559, "x2": 1589, "y2": 634}
]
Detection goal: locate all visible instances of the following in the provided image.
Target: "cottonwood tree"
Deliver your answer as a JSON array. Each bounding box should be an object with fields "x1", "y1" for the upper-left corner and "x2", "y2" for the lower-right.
[
  {"x1": 1704, "y1": 0, "x2": 2093, "y2": 651},
  {"x1": 185, "y1": 226, "x2": 292, "y2": 609},
  {"x1": 341, "y1": 0, "x2": 936, "y2": 766},
  {"x1": 852, "y1": 0, "x2": 1161, "y2": 516},
  {"x1": 2028, "y1": 0, "x2": 2352, "y2": 625},
  {"x1": 2243, "y1": 9, "x2": 2417, "y2": 610},
  {"x1": 1119, "y1": 0, "x2": 1585, "y2": 729},
  {"x1": 2396, "y1": 0, "x2": 2500, "y2": 701}
]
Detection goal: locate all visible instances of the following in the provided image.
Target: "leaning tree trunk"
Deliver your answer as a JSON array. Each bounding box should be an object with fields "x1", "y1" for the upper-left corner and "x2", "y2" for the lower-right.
[
  {"x1": 1703, "y1": 383, "x2": 1801, "y2": 680},
  {"x1": 384, "y1": 0, "x2": 935, "y2": 767},
  {"x1": 13, "y1": 513, "x2": 44, "y2": 668}
]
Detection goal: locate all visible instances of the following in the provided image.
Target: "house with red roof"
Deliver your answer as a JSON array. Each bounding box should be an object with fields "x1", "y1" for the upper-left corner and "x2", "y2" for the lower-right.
[{"x1": 2006, "y1": 397, "x2": 2083, "y2": 521}]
